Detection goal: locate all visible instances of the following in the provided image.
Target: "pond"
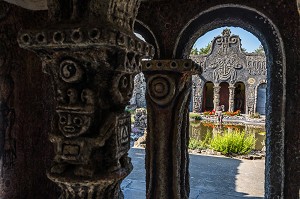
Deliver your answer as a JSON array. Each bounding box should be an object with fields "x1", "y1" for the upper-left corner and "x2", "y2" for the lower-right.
[{"x1": 190, "y1": 120, "x2": 266, "y2": 151}]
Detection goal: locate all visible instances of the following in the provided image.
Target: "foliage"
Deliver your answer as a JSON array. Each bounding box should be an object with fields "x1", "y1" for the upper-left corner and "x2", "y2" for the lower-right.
[
  {"x1": 189, "y1": 132, "x2": 212, "y2": 150},
  {"x1": 241, "y1": 47, "x2": 247, "y2": 53},
  {"x1": 203, "y1": 110, "x2": 215, "y2": 116},
  {"x1": 191, "y1": 48, "x2": 199, "y2": 55},
  {"x1": 209, "y1": 130, "x2": 255, "y2": 155},
  {"x1": 189, "y1": 112, "x2": 202, "y2": 120},
  {"x1": 190, "y1": 42, "x2": 212, "y2": 55},
  {"x1": 250, "y1": 112, "x2": 261, "y2": 119},
  {"x1": 224, "y1": 110, "x2": 241, "y2": 116},
  {"x1": 254, "y1": 45, "x2": 265, "y2": 54},
  {"x1": 198, "y1": 43, "x2": 212, "y2": 55}
]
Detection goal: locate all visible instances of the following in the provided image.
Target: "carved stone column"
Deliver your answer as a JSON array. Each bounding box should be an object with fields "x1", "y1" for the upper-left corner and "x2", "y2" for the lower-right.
[
  {"x1": 142, "y1": 60, "x2": 200, "y2": 199},
  {"x1": 192, "y1": 75, "x2": 203, "y2": 112},
  {"x1": 228, "y1": 84, "x2": 235, "y2": 112},
  {"x1": 213, "y1": 84, "x2": 220, "y2": 111},
  {"x1": 18, "y1": 1, "x2": 154, "y2": 198},
  {"x1": 246, "y1": 86, "x2": 256, "y2": 115}
]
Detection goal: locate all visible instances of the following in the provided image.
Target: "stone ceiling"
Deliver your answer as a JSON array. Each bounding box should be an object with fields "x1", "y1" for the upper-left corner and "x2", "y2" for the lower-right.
[
  {"x1": 3, "y1": 0, "x2": 300, "y2": 15},
  {"x1": 3, "y1": 0, "x2": 47, "y2": 10}
]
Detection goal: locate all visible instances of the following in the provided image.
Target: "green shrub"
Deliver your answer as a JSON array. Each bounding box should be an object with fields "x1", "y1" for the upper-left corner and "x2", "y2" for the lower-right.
[
  {"x1": 189, "y1": 131, "x2": 211, "y2": 150},
  {"x1": 189, "y1": 112, "x2": 202, "y2": 120},
  {"x1": 250, "y1": 112, "x2": 261, "y2": 119},
  {"x1": 209, "y1": 130, "x2": 255, "y2": 155}
]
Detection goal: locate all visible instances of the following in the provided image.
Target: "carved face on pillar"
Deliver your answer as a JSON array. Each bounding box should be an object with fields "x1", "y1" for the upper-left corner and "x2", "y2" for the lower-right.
[
  {"x1": 57, "y1": 109, "x2": 94, "y2": 138},
  {"x1": 111, "y1": 73, "x2": 134, "y2": 105}
]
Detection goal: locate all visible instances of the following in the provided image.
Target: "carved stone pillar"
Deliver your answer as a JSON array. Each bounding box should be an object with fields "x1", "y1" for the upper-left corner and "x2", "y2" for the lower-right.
[
  {"x1": 18, "y1": 1, "x2": 154, "y2": 198},
  {"x1": 228, "y1": 84, "x2": 235, "y2": 112},
  {"x1": 246, "y1": 86, "x2": 256, "y2": 115},
  {"x1": 213, "y1": 84, "x2": 220, "y2": 111},
  {"x1": 192, "y1": 75, "x2": 203, "y2": 112},
  {"x1": 142, "y1": 60, "x2": 200, "y2": 199}
]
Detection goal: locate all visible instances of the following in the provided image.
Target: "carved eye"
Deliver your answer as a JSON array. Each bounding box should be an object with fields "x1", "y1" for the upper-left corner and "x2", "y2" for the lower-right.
[
  {"x1": 60, "y1": 60, "x2": 84, "y2": 83},
  {"x1": 73, "y1": 117, "x2": 83, "y2": 126},
  {"x1": 59, "y1": 116, "x2": 67, "y2": 124},
  {"x1": 120, "y1": 76, "x2": 129, "y2": 89}
]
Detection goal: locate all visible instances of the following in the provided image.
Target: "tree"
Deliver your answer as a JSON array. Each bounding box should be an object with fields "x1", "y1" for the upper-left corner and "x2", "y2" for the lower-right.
[
  {"x1": 191, "y1": 48, "x2": 199, "y2": 55},
  {"x1": 198, "y1": 42, "x2": 211, "y2": 55},
  {"x1": 241, "y1": 47, "x2": 247, "y2": 53},
  {"x1": 254, "y1": 45, "x2": 265, "y2": 54}
]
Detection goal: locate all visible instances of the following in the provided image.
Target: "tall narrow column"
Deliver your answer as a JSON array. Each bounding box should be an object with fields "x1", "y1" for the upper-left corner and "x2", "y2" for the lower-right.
[
  {"x1": 192, "y1": 75, "x2": 203, "y2": 112},
  {"x1": 18, "y1": 1, "x2": 154, "y2": 198},
  {"x1": 213, "y1": 84, "x2": 220, "y2": 111},
  {"x1": 228, "y1": 84, "x2": 235, "y2": 112},
  {"x1": 142, "y1": 60, "x2": 200, "y2": 199}
]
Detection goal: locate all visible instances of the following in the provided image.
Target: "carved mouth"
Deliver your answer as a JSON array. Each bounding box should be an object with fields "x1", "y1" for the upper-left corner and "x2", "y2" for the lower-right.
[{"x1": 63, "y1": 126, "x2": 76, "y2": 133}]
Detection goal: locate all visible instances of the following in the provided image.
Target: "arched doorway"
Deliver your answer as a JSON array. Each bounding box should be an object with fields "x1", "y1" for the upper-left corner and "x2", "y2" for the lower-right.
[
  {"x1": 256, "y1": 83, "x2": 267, "y2": 115},
  {"x1": 202, "y1": 81, "x2": 214, "y2": 111},
  {"x1": 175, "y1": 5, "x2": 286, "y2": 198},
  {"x1": 234, "y1": 82, "x2": 245, "y2": 113},
  {"x1": 219, "y1": 82, "x2": 229, "y2": 111}
]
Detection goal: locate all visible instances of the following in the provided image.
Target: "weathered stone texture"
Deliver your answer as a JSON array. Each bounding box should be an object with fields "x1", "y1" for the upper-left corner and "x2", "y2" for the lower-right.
[{"x1": 0, "y1": 1, "x2": 58, "y2": 198}]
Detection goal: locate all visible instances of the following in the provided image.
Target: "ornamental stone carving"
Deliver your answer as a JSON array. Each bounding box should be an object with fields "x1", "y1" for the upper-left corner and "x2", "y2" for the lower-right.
[
  {"x1": 130, "y1": 72, "x2": 147, "y2": 108},
  {"x1": 205, "y1": 29, "x2": 245, "y2": 83},
  {"x1": 142, "y1": 59, "x2": 200, "y2": 199},
  {"x1": 190, "y1": 29, "x2": 266, "y2": 113},
  {"x1": 18, "y1": 0, "x2": 153, "y2": 198}
]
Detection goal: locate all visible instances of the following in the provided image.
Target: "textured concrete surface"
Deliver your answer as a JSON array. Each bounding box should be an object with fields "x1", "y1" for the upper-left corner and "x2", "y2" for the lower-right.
[{"x1": 122, "y1": 148, "x2": 264, "y2": 199}]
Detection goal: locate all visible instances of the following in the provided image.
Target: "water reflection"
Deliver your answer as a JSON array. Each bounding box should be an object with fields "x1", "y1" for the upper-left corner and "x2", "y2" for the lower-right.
[{"x1": 190, "y1": 121, "x2": 266, "y2": 150}]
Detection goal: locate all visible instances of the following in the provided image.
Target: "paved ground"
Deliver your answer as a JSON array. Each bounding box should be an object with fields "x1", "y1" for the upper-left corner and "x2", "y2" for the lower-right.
[{"x1": 122, "y1": 148, "x2": 265, "y2": 199}]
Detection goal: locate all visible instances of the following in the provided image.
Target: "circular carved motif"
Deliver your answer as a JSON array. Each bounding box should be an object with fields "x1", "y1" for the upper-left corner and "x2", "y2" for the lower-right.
[
  {"x1": 247, "y1": 78, "x2": 256, "y2": 85},
  {"x1": 148, "y1": 75, "x2": 175, "y2": 106},
  {"x1": 60, "y1": 60, "x2": 84, "y2": 83}
]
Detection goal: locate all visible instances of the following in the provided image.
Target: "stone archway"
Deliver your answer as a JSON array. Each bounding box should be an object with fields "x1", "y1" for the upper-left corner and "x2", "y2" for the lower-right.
[{"x1": 174, "y1": 5, "x2": 286, "y2": 198}]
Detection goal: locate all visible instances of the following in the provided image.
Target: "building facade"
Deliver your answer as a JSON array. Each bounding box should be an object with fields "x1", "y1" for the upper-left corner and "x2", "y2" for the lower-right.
[{"x1": 191, "y1": 29, "x2": 266, "y2": 114}]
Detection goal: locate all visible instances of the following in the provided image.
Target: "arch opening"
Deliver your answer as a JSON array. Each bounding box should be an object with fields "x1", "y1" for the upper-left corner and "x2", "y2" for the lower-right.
[{"x1": 176, "y1": 4, "x2": 286, "y2": 198}]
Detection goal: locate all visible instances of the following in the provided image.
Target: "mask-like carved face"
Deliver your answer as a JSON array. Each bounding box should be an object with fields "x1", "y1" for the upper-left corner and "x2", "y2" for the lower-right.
[{"x1": 57, "y1": 111, "x2": 93, "y2": 138}]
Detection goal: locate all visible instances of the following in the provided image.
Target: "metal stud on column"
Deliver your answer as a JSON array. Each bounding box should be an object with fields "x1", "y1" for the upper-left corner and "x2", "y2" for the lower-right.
[
  {"x1": 142, "y1": 60, "x2": 200, "y2": 199},
  {"x1": 18, "y1": 1, "x2": 154, "y2": 198}
]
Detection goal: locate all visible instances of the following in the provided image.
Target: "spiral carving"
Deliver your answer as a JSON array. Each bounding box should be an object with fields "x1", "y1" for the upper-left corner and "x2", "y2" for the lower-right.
[
  {"x1": 147, "y1": 75, "x2": 175, "y2": 106},
  {"x1": 60, "y1": 60, "x2": 84, "y2": 83}
]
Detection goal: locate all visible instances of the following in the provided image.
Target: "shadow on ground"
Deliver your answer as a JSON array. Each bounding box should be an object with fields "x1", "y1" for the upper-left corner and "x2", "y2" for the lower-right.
[{"x1": 122, "y1": 148, "x2": 264, "y2": 199}]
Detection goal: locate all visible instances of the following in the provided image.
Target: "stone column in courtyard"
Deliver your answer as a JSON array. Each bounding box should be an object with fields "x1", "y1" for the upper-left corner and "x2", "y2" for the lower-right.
[
  {"x1": 228, "y1": 84, "x2": 235, "y2": 112},
  {"x1": 142, "y1": 60, "x2": 200, "y2": 199},
  {"x1": 18, "y1": 1, "x2": 154, "y2": 198},
  {"x1": 213, "y1": 83, "x2": 220, "y2": 111}
]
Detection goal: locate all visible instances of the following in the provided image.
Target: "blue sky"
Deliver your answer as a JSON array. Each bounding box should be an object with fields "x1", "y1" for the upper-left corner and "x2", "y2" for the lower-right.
[{"x1": 193, "y1": 27, "x2": 262, "y2": 53}]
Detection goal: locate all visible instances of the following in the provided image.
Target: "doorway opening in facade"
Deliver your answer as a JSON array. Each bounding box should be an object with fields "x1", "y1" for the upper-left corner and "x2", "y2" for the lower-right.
[
  {"x1": 219, "y1": 82, "x2": 229, "y2": 111},
  {"x1": 256, "y1": 83, "x2": 267, "y2": 115},
  {"x1": 202, "y1": 81, "x2": 214, "y2": 111},
  {"x1": 234, "y1": 82, "x2": 245, "y2": 113}
]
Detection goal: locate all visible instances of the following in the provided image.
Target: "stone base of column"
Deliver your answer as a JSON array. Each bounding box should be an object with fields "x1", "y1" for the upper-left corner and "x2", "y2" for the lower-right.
[{"x1": 47, "y1": 164, "x2": 132, "y2": 199}]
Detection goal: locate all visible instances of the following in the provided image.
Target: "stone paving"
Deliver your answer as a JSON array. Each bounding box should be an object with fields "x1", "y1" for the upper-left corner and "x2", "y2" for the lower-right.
[{"x1": 122, "y1": 148, "x2": 265, "y2": 199}]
